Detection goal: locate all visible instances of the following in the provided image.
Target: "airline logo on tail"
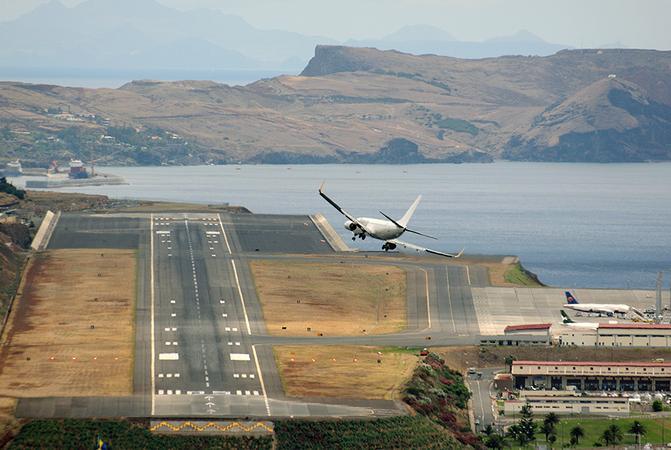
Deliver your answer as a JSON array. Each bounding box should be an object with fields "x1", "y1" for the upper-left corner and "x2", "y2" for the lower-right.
[
  {"x1": 565, "y1": 291, "x2": 579, "y2": 304},
  {"x1": 560, "y1": 310, "x2": 574, "y2": 324}
]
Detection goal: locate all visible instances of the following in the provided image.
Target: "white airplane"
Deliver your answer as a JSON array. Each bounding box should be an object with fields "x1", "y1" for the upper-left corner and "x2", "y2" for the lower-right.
[
  {"x1": 319, "y1": 183, "x2": 463, "y2": 258},
  {"x1": 562, "y1": 291, "x2": 631, "y2": 317},
  {"x1": 559, "y1": 310, "x2": 600, "y2": 330}
]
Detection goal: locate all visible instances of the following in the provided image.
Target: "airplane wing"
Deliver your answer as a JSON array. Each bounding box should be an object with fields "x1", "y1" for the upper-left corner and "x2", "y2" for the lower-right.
[
  {"x1": 319, "y1": 183, "x2": 375, "y2": 235},
  {"x1": 319, "y1": 183, "x2": 359, "y2": 223},
  {"x1": 388, "y1": 238, "x2": 463, "y2": 258}
]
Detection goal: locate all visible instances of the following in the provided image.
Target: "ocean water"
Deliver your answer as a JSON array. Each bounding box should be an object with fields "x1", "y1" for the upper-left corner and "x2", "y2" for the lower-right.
[
  {"x1": 0, "y1": 68, "x2": 287, "y2": 88},
  {"x1": 12, "y1": 162, "x2": 671, "y2": 289}
]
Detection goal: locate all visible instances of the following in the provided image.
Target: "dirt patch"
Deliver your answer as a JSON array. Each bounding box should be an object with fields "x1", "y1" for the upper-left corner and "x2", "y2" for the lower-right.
[
  {"x1": 434, "y1": 345, "x2": 671, "y2": 372},
  {"x1": 250, "y1": 260, "x2": 406, "y2": 336},
  {"x1": 274, "y1": 346, "x2": 417, "y2": 399},
  {"x1": 0, "y1": 249, "x2": 136, "y2": 397}
]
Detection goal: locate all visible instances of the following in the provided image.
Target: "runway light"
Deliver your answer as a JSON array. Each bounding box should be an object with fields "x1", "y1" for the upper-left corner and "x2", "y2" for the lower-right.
[
  {"x1": 93, "y1": 356, "x2": 97, "y2": 360},
  {"x1": 290, "y1": 358, "x2": 295, "y2": 362},
  {"x1": 114, "y1": 357, "x2": 119, "y2": 361},
  {"x1": 353, "y1": 358, "x2": 358, "y2": 362},
  {"x1": 311, "y1": 358, "x2": 316, "y2": 363},
  {"x1": 72, "y1": 356, "x2": 77, "y2": 360},
  {"x1": 49, "y1": 356, "x2": 55, "y2": 361},
  {"x1": 332, "y1": 358, "x2": 336, "y2": 362}
]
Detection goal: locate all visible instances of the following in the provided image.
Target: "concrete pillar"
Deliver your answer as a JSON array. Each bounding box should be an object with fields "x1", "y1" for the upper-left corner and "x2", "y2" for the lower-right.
[
  {"x1": 634, "y1": 379, "x2": 639, "y2": 391},
  {"x1": 616, "y1": 378, "x2": 621, "y2": 391}
]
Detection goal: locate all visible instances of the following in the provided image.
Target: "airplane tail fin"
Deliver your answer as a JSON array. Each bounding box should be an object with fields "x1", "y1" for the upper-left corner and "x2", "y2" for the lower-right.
[
  {"x1": 565, "y1": 291, "x2": 579, "y2": 304},
  {"x1": 398, "y1": 195, "x2": 421, "y2": 228},
  {"x1": 560, "y1": 310, "x2": 574, "y2": 323}
]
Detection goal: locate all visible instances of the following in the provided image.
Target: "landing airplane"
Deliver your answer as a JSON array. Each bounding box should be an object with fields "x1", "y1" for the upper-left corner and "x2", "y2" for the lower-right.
[
  {"x1": 318, "y1": 183, "x2": 463, "y2": 258},
  {"x1": 559, "y1": 310, "x2": 600, "y2": 330},
  {"x1": 562, "y1": 291, "x2": 631, "y2": 317}
]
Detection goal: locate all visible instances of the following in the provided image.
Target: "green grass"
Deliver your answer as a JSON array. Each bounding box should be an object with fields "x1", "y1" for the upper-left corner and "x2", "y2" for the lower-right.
[
  {"x1": 504, "y1": 263, "x2": 542, "y2": 286},
  {"x1": 529, "y1": 416, "x2": 671, "y2": 448},
  {"x1": 435, "y1": 117, "x2": 479, "y2": 136}
]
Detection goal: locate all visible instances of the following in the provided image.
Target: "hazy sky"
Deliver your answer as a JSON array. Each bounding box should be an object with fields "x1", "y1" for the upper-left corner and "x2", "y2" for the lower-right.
[{"x1": 1, "y1": 0, "x2": 670, "y2": 49}]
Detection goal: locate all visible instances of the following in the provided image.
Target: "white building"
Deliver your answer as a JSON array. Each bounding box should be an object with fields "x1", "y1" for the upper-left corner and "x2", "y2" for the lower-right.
[
  {"x1": 557, "y1": 323, "x2": 671, "y2": 347},
  {"x1": 505, "y1": 390, "x2": 629, "y2": 416}
]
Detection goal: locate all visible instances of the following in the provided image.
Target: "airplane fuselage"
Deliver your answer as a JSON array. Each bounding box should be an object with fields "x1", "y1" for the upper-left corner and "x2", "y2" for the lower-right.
[
  {"x1": 564, "y1": 304, "x2": 630, "y2": 315},
  {"x1": 344, "y1": 217, "x2": 404, "y2": 241}
]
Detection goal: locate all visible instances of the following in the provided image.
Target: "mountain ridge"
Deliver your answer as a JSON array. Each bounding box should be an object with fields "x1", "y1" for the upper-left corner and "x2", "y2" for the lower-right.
[{"x1": 1, "y1": 46, "x2": 671, "y2": 166}]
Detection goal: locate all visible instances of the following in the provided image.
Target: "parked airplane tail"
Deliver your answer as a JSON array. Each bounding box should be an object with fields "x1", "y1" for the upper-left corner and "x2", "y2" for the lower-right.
[
  {"x1": 565, "y1": 291, "x2": 579, "y2": 304},
  {"x1": 398, "y1": 195, "x2": 422, "y2": 228},
  {"x1": 560, "y1": 310, "x2": 574, "y2": 323}
]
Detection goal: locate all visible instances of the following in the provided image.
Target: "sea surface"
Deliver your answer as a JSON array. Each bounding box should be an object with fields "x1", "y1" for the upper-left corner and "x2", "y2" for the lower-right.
[
  {"x1": 0, "y1": 68, "x2": 288, "y2": 88},
  {"x1": 11, "y1": 162, "x2": 671, "y2": 289}
]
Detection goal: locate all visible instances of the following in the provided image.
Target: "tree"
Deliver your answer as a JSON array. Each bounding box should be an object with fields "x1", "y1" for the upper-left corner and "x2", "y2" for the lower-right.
[
  {"x1": 653, "y1": 399, "x2": 664, "y2": 412},
  {"x1": 629, "y1": 420, "x2": 646, "y2": 445},
  {"x1": 510, "y1": 403, "x2": 536, "y2": 446},
  {"x1": 482, "y1": 424, "x2": 494, "y2": 436},
  {"x1": 570, "y1": 425, "x2": 585, "y2": 445},
  {"x1": 601, "y1": 424, "x2": 623, "y2": 446},
  {"x1": 504, "y1": 355, "x2": 516, "y2": 371},
  {"x1": 540, "y1": 421, "x2": 556, "y2": 443},
  {"x1": 485, "y1": 433, "x2": 507, "y2": 450},
  {"x1": 541, "y1": 412, "x2": 560, "y2": 442}
]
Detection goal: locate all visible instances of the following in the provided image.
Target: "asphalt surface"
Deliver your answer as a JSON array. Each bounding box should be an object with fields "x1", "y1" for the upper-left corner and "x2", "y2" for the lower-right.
[
  {"x1": 466, "y1": 367, "x2": 501, "y2": 430},
  {"x1": 19, "y1": 211, "x2": 488, "y2": 419}
]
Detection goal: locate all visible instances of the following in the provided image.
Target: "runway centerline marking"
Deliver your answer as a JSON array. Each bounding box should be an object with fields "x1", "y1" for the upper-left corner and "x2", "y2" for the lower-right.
[
  {"x1": 420, "y1": 268, "x2": 431, "y2": 329},
  {"x1": 466, "y1": 266, "x2": 471, "y2": 285}
]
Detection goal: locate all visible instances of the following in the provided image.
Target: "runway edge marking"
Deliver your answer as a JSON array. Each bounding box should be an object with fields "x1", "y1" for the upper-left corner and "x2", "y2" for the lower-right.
[
  {"x1": 150, "y1": 213, "x2": 156, "y2": 415},
  {"x1": 252, "y1": 345, "x2": 271, "y2": 416},
  {"x1": 217, "y1": 214, "x2": 252, "y2": 335}
]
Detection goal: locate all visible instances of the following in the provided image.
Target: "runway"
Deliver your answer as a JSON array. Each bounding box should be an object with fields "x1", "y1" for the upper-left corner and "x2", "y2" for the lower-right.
[{"x1": 23, "y1": 210, "x2": 663, "y2": 419}]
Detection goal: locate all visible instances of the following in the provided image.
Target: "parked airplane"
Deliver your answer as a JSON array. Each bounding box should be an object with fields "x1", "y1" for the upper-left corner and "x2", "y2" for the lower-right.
[
  {"x1": 559, "y1": 310, "x2": 600, "y2": 329},
  {"x1": 318, "y1": 183, "x2": 463, "y2": 258},
  {"x1": 563, "y1": 291, "x2": 631, "y2": 317}
]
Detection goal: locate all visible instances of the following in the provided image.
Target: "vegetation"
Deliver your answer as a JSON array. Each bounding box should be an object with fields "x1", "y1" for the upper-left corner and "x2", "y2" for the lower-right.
[
  {"x1": 531, "y1": 417, "x2": 671, "y2": 448},
  {"x1": 274, "y1": 416, "x2": 459, "y2": 449},
  {"x1": 507, "y1": 404, "x2": 536, "y2": 446},
  {"x1": 601, "y1": 423, "x2": 623, "y2": 446},
  {"x1": 435, "y1": 117, "x2": 479, "y2": 136},
  {"x1": 8, "y1": 419, "x2": 272, "y2": 449},
  {"x1": 503, "y1": 262, "x2": 542, "y2": 286},
  {"x1": 0, "y1": 178, "x2": 25, "y2": 200},
  {"x1": 569, "y1": 424, "x2": 585, "y2": 446},
  {"x1": 653, "y1": 399, "x2": 664, "y2": 411},
  {"x1": 403, "y1": 353, "x2": 481, "y2": 447},
  {"x1": 629, "y1": 420, "x2": 647, "y2": 445}
]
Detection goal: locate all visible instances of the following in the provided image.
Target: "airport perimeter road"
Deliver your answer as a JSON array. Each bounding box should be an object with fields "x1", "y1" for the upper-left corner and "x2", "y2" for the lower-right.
[{"x1": 467, "y1": 368, "x2": 501, "y2": 430}]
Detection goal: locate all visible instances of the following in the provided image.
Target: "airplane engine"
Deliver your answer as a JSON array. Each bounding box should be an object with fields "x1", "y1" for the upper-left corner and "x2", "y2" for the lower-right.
[
  {"x1": 344, "y1": 220, "x2": 358, "y2": 232},
  {"x1": 382, "y1": 242, "x2": 396, "y2": 251}
]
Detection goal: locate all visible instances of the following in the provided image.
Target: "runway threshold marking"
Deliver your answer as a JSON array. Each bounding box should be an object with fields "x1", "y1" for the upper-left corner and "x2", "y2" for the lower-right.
[{"x1": 150, "y1": 213, "x2": 156, "y2": 415}]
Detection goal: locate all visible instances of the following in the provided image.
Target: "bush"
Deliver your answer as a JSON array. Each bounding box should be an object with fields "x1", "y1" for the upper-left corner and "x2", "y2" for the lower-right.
[{"x1": 653, "y1": 399, "x2": 663, "y2": 412}]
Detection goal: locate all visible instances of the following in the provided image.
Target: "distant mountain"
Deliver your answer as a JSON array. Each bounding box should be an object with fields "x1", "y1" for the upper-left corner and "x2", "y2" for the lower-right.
[
  {"x1": 381, "y1": 25, "x2": 456, "y2": 42},
  {"x1": 0, "y1": 0, "x2": 334, "y2": 70},
  {"x1": 2, "y1": 46, "x2": 671, "y2": 165},
  {"x1": 346, "y1": 27, "x2": 569, "y2": 58},
  {"x1": 504, "y1": 77, "x2": 671, "y2": 161}
]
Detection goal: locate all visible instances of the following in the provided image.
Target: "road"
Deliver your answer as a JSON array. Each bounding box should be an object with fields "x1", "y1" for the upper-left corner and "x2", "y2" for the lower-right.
[{"x1": 467, "y1": 367, "x2": 501, "y2": 431}]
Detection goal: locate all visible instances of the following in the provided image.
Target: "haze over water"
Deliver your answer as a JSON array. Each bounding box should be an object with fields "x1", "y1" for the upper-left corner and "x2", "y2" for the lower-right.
[{"x1": 15, "y1": 162, "x2": 671, "y2": 289}]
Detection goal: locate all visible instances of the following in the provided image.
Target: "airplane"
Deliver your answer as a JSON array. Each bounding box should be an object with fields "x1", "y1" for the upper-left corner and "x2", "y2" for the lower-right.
[
  {"x1": 562, "y1": 291, "x2": 631, "y2": 317},
  {"x1": 559, "y1": 310, "x2": 600, "y2": 330},
  {"x1": 318, "y1": 183, "x2": 463, "y2": 258}
]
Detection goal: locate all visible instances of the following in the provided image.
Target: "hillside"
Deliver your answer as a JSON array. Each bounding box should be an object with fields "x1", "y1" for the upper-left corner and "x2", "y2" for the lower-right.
[{"x1": 1, "y1": 46, "x2": 671, "y2": 165}]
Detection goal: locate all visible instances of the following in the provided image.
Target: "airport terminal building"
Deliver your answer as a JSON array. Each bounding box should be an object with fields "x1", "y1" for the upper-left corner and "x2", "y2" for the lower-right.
[
  {"x1": 512, "y1": 361, "x2": 671, "y2": 392},
  {"x1": 557, "y1": 323, "x2": 671, "y2": 347}
]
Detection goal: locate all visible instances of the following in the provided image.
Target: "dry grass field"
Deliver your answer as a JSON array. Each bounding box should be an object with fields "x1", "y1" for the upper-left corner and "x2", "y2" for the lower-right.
[
  {"x1": 250, "y1": 260, "x2": 406, "y2": 336},
  {"x1": 274, "y1": 346, "x2": 418, "y2": 399},
  {"x1": 0, "y1": 249, "x2": 136, "y2": 397}
]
